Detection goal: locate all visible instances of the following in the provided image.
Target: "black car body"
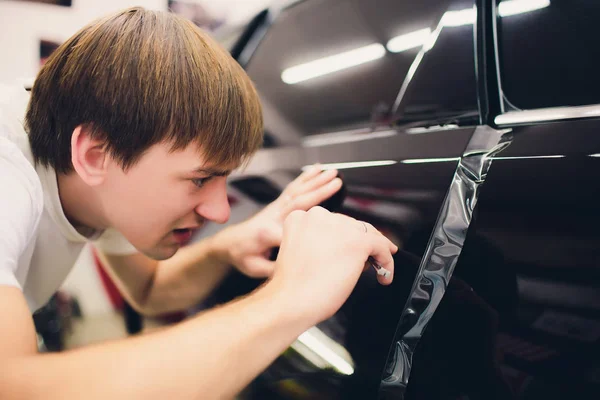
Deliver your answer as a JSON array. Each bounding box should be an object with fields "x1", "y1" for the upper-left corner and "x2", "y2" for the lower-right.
[{"x1": 204, "y1": 0, "x2": 600, "y2": 398}]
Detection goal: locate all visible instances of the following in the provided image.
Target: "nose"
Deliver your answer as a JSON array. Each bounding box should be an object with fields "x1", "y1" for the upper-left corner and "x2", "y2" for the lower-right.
[{"x1": 195, "y1": 177, "x2": 231, "y2": 224}]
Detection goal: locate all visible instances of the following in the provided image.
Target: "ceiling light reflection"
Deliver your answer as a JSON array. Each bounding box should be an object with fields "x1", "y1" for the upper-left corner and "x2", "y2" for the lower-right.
[
  {"x1": 491, "y1": 155, "x2": 565, "y2": 160},
  {"x1": 441, "y1": 8, "x2": 476, "y2": 27},
  {"x1": 302, "y1": 160, "x2": 397, "y2": 171},
  {"x1": 386, "y1": 28, "x2": 431, "y2": 53},
  {"x1": 303, "y1": 129, "x2": 397, "y2": 147},
  {"x1": 281, "y1": 43, "x2": 385, "y2": 84},
  {"x1": 440, "y1": 0, "x2": 549, "y2": 27},
  {"x1": 281, "y1": 1, "x2": 550, "y2": 84},
  {"x1": 498, "y1": 0, "x2": 550, "y2": 17},
  {"x1": 296, "y1": 328, "x2": 354, "y2": 375},
  {"x1": 401, "y1": 157, "x2": 460, "y2": 164}
]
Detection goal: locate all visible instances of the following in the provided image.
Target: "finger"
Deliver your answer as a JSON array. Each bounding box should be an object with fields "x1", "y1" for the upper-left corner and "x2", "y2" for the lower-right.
[
  {"x1": 284, "y1": 209, "x2": 305, "y2": 227},
  {"x1": 363, "y1": 222, "x2": 398, "y2": 254},
  {"x1": 365, "y1": 229, "x2": 395, "y2": 285},
  {"x1": 276, "y1": 166, "x2": 324, "y2": 203},
  {"x1": 287, "y1": 178, "x2": 342, "y2": 212},
  {"x1": 258, "y1": 223, "x2": 283, "y2": 248},
  {"x1": 284, "y1": 165, "x2": 334, "y2": 198},
  {"x1": 355, "y1": 220, "x2": 367, "y2": 234},
  {"x1": 243, "y1": 256, "x2": 276, "y2": 278},
  {"x1": 296, "y1": 164, "x2": 324, "y2": 184},
  {"x1": 298, "y1": 168, "x2": 339, "y2": 194}
]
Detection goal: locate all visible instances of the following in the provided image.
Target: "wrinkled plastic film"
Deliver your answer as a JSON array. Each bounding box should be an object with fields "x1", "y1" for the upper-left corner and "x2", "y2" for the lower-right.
[{"x1": 379, "y1": 127, "x2": 512, "y2": 398}]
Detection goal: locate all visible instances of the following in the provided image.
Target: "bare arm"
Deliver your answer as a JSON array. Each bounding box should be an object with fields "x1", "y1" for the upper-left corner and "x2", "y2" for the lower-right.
[
  {"x1": 99, "y1": 234, "x2": 232, "y2": 316},
  {"x1": 0, "y1": 283, "x2": 304, "y2": 400}
]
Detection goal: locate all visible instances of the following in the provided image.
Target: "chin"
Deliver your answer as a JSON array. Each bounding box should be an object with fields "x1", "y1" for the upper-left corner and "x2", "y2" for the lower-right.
[{"x1": 140, "y1": 244, "x2": 180, "y2": 261}]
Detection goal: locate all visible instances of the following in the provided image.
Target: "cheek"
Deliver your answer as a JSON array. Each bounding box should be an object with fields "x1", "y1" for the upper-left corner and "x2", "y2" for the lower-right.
[
  {"x1": 103, "y1": 177, "x2": 162, "y2": 224},
  {"x1": 130, "y1": 184, "x2": 199, "y2": 230},
  {"x1": 104, "y1": 169, "x2": 200, "y2": 231}
]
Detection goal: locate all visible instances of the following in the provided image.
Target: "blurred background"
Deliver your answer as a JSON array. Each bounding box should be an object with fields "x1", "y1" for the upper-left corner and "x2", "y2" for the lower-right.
[{"x1": 0, "y1": 0, "x2": 271, "y2": 86}]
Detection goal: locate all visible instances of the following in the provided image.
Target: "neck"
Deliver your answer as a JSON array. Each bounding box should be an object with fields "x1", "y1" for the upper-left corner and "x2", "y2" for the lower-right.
[{"x1": 57, "y1": 172, "x2": 109, "y2": 233}]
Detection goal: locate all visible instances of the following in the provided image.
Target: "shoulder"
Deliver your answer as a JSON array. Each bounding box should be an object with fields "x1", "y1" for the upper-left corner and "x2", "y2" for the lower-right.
[
  {"x1": 0, "y1": 82, "x2": 40, "y2": 210},
  {"x1": 0, "y1": 133, "x2": 44, "y2": 249},
  {"x1": 0, "y1": 135, "x2": 43, "y2": 289}
]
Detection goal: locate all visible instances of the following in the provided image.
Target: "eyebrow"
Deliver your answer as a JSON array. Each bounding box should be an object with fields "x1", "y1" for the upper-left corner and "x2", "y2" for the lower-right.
[{"x1": 192, "y1": 167, "x2": 232, "y2": 177}]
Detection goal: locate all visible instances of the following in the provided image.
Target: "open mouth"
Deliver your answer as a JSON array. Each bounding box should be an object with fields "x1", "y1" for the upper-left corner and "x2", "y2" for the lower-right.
[{"x1": 172, "y1": 228, "x2": 194, "y2": 244}]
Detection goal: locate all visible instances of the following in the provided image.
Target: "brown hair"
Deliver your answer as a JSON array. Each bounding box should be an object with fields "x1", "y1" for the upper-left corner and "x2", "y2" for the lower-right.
[{"x1": 26, "y1": 7, "x2": 263, "y2": 174}]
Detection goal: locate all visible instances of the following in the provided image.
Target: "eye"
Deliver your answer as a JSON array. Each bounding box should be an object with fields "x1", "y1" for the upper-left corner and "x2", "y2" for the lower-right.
[{"x1": 191, "y1": 176, "x2": 213, "y2": 188}]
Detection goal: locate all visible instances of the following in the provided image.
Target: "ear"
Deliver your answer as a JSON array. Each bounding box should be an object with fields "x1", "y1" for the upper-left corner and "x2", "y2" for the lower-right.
[{"x1": 70, "y1": 125, "x2": 108, "y2": 186}]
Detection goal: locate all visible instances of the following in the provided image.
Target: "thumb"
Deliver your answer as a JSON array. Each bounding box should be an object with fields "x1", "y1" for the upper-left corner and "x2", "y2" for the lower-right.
[
  {"x1": 258, "y1": 223, "x2": 283, "y2": 248},
  {"x1": 243, "y1": 256, "x2": 276, "y2": 278}
]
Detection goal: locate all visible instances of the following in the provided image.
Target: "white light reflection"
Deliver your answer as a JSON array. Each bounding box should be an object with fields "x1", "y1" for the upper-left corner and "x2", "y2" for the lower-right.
[
  {"x1": 401, "y1": 154, "x2": 566, "y2": 164},
  {"x1": 386, "y1": 28, "x2": 431, "y2": 53},
  {"x1": 281, "y1": 43, "x2": 385, "y2": 84},
  {"x1": 401, "y1": 157, "x2": 460, "y2": 164},
  {"x1": 491, "y1": 155, "x2": 565, "y2": 160},
  {"x1": 296, "y1": 328, "x2": 354, "y2": 375},
  {"x1": 302, "y1": 129, "x2": 397, "y2": 147},
  {"x1": 499, "y1": 0, "x2": 550, "y2": 17},
  {"x1": 588, "y1": 154, "x2": 600, "y2": 158},
  {"x1": 283, "y1": 1, "x2": 550, "y2": 84},
  {"x1": 302, "y1": 160, "x2": 397, "y2": 171},
  {"x1": 441, "y1": 8, "x2": 476, "y2": 27},
  {"x1": 438, "y1": 0, "x2": 550, "y2": 27},
  {"x1": 406, "y1": 124, "x2": 460, "y2": 134}
]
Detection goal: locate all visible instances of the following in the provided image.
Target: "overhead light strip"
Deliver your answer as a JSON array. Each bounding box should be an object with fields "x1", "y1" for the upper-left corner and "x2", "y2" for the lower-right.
[
  {"x1": 498, "y1": 0, "x2": 550, "y2": 17},
  {"x1": 302, "y1": 129, "x2": 397, "y2": 147},
  {"x1": 297, "y1": 330, "x2": 354, "y2": 375},
  {"x1": 301, "y1": 160, "x2": 397, "y2": 171},
  {"x1": 439, "y1": 0, "x2": 549, "y2": 27},
  {"x1": 401, "y1": 157, "x2": 459, "y2": 164},
  {"x1": 496, "y1": 104, "x2": 600, "y2": 125},
  {"x1": 282, "y1": 0, "x2": 550, "y2": 84},
  {"x1": 401, "y1": 155, "x2": 565, "y2": 164},
  {"x1": 441, "y1": 8, "x2": 476, "y2": 27},
  {"x1": 281, "y1": 43, "x2": 385, "y2": 84},
  {"x1": 386, "y1": 28, "x2": 431, "y2": 53},
  {"x1": 491, "y1": 155, "x2": 565, "y2": 160}
]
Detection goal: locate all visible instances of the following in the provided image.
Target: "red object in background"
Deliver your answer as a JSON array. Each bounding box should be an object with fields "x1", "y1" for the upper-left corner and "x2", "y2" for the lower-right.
[
  {"x1": 347, "y1": 196, "x2": 376, "y2": 208},
  {"x1": 91, "y1": 247, "x2": 124, "y2": 311},
  {"x1": 92, "y1": 247, "x2": 187, "y2": 323}
]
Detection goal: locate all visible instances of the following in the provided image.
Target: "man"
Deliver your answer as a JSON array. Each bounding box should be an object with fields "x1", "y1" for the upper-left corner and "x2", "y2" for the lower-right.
[{"x1": 0, "y1": 7, "x2": 397, "y2": 399}]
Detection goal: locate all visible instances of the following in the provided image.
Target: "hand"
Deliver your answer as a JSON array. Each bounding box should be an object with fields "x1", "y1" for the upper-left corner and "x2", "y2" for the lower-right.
[
  {"x1": 266, "y1": 207, "x2": 398, "y2": 327},
  {"x1": 215, "y1": 165, "x2": 343, "y2": 278}
]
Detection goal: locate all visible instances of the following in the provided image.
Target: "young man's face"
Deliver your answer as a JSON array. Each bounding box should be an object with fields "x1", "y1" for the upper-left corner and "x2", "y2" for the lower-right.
[{"x1": 99, "y1": 142, "x2": 233, "y2": 260}]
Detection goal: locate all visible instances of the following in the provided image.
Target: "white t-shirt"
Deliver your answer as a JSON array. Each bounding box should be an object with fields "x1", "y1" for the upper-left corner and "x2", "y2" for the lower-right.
[{"x1": 0, "y1": 84, "x2": 137, "y2": 312}]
